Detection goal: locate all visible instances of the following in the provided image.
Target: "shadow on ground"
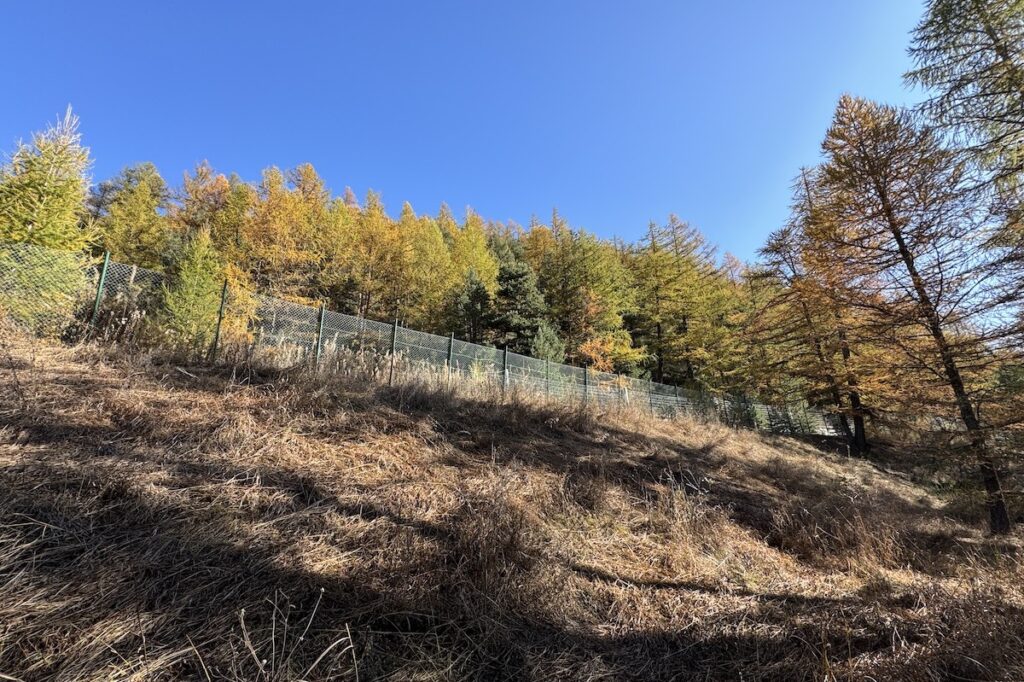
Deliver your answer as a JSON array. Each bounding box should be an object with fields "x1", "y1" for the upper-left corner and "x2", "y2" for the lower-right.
[{"x1": 1, "y1": 348, "x2": 1023, "y2": 680}]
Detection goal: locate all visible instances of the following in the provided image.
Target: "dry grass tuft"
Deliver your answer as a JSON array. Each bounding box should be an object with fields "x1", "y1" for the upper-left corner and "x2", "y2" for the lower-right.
[{"x1": 1, "y1": 329, "x2": 1023, "y2": 681}]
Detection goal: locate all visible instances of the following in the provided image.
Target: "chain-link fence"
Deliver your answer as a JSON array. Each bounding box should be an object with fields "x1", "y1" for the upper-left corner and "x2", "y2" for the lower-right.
[
  {"x1": 0, "y1": 242, "x2": 94, "y2": 337},
  {"x1": 0, "y1": 241, "x2": 845, "y2": 436}
]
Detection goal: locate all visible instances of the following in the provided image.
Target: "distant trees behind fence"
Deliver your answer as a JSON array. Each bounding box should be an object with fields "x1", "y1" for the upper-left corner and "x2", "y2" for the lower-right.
[{"x1": 0, "y1": 240, "x2": 844, "y2": 438}]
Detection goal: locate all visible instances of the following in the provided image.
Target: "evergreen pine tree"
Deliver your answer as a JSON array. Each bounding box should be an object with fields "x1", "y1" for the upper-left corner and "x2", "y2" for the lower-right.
[
  {"x1": 490, "y1": 259, "x2": 552, "y2": 354},
  {"x1": 448, "y1": 271, "x2": 492, "y2": 343},
  {"x1": 530, "y1": 321, "x2": 566, "y2": 363},
  {"x1": 0, "y1": 108, "x2": 92, "y2": 250},
  {"x1": 160, "y1": 229, "x2": 223, "y2": 358}
]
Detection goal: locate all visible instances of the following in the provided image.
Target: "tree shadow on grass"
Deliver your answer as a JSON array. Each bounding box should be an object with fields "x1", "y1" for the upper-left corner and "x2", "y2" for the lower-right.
[
  {"x1": 3, "y1": 354, "x2": 1024, "y2": 679},
  {"x1": 4, "y1": 355, "x2": 1007, "y2": 580},
  {"x1": 10, "y1": 436, "x2": 1017, "y2": 681}
]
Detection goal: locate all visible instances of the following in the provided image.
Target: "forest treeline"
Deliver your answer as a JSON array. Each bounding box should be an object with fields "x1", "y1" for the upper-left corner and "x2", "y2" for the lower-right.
[{"x1": 1, "y1": 0, "x2": 1023, "y2": 532}]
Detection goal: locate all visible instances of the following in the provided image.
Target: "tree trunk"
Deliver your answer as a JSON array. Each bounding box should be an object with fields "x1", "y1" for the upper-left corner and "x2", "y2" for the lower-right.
[
  {"x1": 836, "y1": 322, "x2": 869, "y2": 454},
  {"x1": 881, "y1": 193, "x2": 1012, "y2": 533},
  {"x1": 798, "y1": 301, "x2": 854, "y2": 444},
  {"x1": 847, "y1": 391, "x2": 869, "y2": 455}
]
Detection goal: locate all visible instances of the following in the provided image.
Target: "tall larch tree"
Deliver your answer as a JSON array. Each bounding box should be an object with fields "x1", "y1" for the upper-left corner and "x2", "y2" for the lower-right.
[
  {"x1": 311, "y1": 190, "x2": 359, "y2": 308},
  {"x1": 813, "y1": 95, "x2": 1018, "y2": 533},
  {"x1": 244, "y1": 164, "x2": 327, "y2": 301},
  {"x1": 449, "y1": 207, "x2": 499, "y2": 292},
  {"x1": 763, "y1": 167, "x2": 878, "y2": 452},
  {"x1": 538, "y1": 211, "x2": 641, "y2": 371},
  {"x1": 907, "y1": 0, "x2": 1024, "y2": 187},
  {"x1": 520, "y1": 216, "x2": 556, "y2": 275},
  {"x1": 392, "y1": 202, "x2": 455, "y2": 329},
  {"x1": 758, "y1": 227, "x2": 849, "y2": 418},
  {"x1": 684, "y1": 254, "x2": 752, "y2": 394},
  {"x1": 628, "y1": 220, "x2": 689, "y2": 382},
  {"x1": 631, "y1": 215, "x2": 736, "y2": 390},
  {"x1": 907, "y1": 0, "x2": 1024, "y2": 329},
  {"x1": 173, "y1": 162, "x2": 256, "y2": 288},
  {"x1": 348, "y1": 191, "x2": 397, "y2": 319},
  {"x1": 91, "y1": 163, "x2": 172, "y2": 269}
]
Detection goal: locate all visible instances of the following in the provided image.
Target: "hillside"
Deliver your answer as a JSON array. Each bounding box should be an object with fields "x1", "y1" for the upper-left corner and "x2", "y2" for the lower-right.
[{"x1": 1, "y1": 332, "x2": 1023, "y2": 681}]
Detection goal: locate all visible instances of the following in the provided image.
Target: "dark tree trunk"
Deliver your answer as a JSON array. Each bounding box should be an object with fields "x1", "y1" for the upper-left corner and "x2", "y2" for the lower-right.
[
  {"x1": 847, "y1": 391, "x2": 869, "y2": 455},
  {"x1": 881, "y1": 194, "x2": 1012, "y2": 534},
  {"x1": 838, "y1": 414, "x2": 854, "y2": 442},
  {"x1": 836, "y1": 323, "x2": 869, "y2": 455}
]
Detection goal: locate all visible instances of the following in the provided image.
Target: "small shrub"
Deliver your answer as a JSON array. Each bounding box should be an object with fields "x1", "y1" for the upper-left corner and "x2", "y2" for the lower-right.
[{"x1": 156, "y1": 229, "x2": 223, "y2": 359}]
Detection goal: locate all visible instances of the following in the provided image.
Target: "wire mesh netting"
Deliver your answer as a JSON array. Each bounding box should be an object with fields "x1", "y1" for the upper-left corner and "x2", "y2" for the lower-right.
[
  {"x1": 0, "y1": 241, "x2": 843, "y2": 437},
  {"x1": 0, "y1": 242, "x2": 95, "y2": 336},
  {"x1": 96, "y1": 260, "x2": 166, "y2": 341},
  {"x1": 397, "y1": 326, "x2": 450, "y2": 369},
  {"x1": 249, "y1": 294, "x2": 321, "y2": 366}
]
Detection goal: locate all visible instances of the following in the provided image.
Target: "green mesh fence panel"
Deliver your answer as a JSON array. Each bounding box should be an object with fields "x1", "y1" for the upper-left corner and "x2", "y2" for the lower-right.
[
  {"x1": 0, "y1": 242, "x2": 93, "y2": 336},
  {"x1": 0, "y1": 241, "x2": 844, "y2": 436}
]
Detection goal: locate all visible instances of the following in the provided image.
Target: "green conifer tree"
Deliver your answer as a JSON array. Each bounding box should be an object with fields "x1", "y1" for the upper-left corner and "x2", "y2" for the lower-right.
[
  {"x1": 908, "y1": 0, "x2": 1024, "y2": 185},
  {"x1": 531, "y1": 321, "x2": 566, "y2": 362},
  {"x1": 491, "y1": 259, "x2": 553, "y2": 355},
  {"x1": 0, "y1": 108, "x2": 92, "y2": 250},
  {"x1": 160, "y1": 229, "x2": 223, "y2": 357},
  {"x1": 91, "y1": 163, "x2": 171, "y2": 269},
  {"x1": 448, "y1": 271, "x2": 492, "y2": 343}
]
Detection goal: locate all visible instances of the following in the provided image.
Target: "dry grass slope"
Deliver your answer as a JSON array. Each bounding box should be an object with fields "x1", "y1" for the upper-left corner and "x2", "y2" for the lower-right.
[{"x1": 1, "y1": 330, "x2": 1023, "y2": 681}]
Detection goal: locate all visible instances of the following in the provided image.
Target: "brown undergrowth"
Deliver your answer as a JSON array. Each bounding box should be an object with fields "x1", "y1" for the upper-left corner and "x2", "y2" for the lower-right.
[{"x1": 1, "y1": 330, "x2": 1023, "y2": 681}]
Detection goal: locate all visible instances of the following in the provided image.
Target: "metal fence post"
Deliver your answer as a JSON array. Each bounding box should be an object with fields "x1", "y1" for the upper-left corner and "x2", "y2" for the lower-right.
[
  {"x1": 314, "y1": 303, "x2": 326, "y2": 369},
  {"x1": 210, "y1": 278, "x2": 229, "y2": 363},
  {"x1": 388, "y1": 319, "x2": 399, "y2": 386},
  {"x1": 502, "y1": 346, "x2": 509, "y2": 396},
  {"x1": 446, "y1": 332, "x2": 455, "y2": 385},
  {"x1": 583, "y1": 366, "x2": 589, "y2": 405},
  {"x1": 545, "y1": 359, "x2": 550, "y2": 398},
  {"x1": 88, "y1": 251, "x2": 111, "y2": 334}
]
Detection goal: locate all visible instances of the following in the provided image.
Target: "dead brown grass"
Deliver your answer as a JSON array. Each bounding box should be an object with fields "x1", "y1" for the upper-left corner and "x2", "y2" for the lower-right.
[{"x1": 1, "y1": 328, "x2": 1023, "y2": 681}]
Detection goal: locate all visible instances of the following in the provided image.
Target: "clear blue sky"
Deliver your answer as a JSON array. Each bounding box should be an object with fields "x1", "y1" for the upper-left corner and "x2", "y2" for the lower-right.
[{"x1": 2, "y1": 1, "x2": 924, "y2": 261}]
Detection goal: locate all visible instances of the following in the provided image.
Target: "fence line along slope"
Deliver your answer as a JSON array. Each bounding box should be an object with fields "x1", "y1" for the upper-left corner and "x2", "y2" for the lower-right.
[{"x1": 0, "y1": 240, "x2": 841, "y2": 435}]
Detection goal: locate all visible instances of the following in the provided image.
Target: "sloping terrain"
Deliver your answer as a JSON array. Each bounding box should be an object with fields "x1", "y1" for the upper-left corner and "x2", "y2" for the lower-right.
[{"x1": 1, "y1": 332, "x2": 1022, "y2": 681}]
